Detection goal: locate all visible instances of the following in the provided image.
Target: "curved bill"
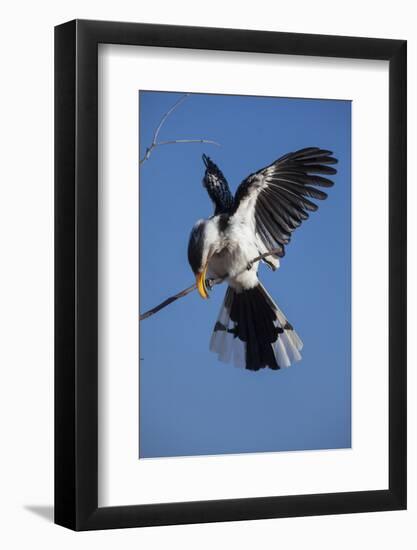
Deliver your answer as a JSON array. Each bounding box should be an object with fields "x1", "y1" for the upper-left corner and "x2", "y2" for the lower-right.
[{"x1": 196, "y1": 263, "x2": 209, "y2": 299}]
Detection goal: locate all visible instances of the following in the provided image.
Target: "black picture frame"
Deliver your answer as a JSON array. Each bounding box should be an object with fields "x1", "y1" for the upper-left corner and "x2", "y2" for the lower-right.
[{"x1": 55, "y1": 19, "x2": 407, "y2": 531}]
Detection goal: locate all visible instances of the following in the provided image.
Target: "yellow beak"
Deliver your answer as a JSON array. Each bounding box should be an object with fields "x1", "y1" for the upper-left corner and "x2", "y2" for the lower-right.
[{"x1": 196, "y1": 264, "x2": 209, "y2": 299}]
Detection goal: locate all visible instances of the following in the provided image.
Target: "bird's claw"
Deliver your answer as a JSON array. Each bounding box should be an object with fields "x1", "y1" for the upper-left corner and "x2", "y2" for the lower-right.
[
  {"x1": 205, "y1": 278, "x2": 215, "y2": 290},
  {"x1": 246, "y1": 262, "x2": 253, "y2": 271}
]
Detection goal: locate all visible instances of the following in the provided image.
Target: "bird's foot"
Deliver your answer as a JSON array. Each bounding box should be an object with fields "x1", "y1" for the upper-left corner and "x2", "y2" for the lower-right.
[
  {"x1": 206, "y1": 277, "x2": 225, "y2": 290},
  {"x1": 205, "y1": 278, "x2": 215, "y2": 291},
  {"x1": 246, "y1": 262, "x2": 253, "y2": 271}
]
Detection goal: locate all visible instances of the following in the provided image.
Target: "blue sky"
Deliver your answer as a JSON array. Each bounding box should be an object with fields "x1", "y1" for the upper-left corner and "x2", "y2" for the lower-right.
[{"x1": 139, "y1": 91, "x2": 351, "y2": 458}]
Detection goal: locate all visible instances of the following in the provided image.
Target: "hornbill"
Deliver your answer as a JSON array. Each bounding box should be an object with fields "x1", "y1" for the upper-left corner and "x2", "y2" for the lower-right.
[{"x1": 187, "y1": 148, "x2": 337, "y2": 371}]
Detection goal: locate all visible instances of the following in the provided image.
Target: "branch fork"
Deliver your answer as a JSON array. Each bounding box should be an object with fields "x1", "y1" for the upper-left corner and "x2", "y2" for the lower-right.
[{"x1": 139, "y1": 94, "x2": 220, "y2": 165}]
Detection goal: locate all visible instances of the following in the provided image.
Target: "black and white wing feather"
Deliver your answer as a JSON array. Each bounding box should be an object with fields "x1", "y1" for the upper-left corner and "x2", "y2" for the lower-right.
[{"x1": 230, "y1": 147, "x2": 338, "y2": 266}]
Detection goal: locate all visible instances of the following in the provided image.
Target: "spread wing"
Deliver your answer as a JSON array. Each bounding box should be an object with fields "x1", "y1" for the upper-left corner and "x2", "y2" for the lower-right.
[{"x1": 230, "y1": 147, "x2": 338, "y2": 267}]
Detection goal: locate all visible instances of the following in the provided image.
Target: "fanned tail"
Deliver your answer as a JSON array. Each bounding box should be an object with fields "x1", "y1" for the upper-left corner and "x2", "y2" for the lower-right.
[{"x1": 209, "y1": 283, "x2": 303, "y2": 371}]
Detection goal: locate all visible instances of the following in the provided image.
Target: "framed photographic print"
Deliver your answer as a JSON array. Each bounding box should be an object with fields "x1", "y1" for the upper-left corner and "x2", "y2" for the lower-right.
[{"x1": 55, "y1": 20, "x2": 406, "y2": 530}]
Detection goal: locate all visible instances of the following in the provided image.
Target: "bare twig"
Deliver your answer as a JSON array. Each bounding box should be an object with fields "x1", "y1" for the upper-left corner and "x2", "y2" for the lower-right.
[
  {"x1": 157, "y1": 139, "x2": 220, "y2": 147},
  {"x1": 140, "y1": 283, "x2": 197, "y2": 321},
  {"x1": 139, "y1": 93, "x2": 221, "y2": 165},
  {"x1": 153, "y1": 94, "x2": 189, "y2": 144},
  {"x1": 140, "y1": 248, "x2": 282, "y2": 321}
]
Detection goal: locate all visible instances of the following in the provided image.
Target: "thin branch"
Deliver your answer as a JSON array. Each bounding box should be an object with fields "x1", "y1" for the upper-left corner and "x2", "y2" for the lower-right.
[
  {"x1": 152, "y1": 94, "x2": 189, "y2": 144},
  {"x1": 157, "y1": 139, "x2": 221, "y2": 147},
  {"x1": 140, "y1": 283, "x2": 197, "y2": 321},
  {"x1": 139, "y1": 93, "x2": 220, "y2": 165},
  {"x1": 140, "y1": 248, "x2": 282, "y2": 321}
]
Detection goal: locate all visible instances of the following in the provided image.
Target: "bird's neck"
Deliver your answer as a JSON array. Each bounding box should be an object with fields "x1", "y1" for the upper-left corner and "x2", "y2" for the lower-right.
[{"x1": 208, "y1": 189, "x2": 233, "y2": 215}]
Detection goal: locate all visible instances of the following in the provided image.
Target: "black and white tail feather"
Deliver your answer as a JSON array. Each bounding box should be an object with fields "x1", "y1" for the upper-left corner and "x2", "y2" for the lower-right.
[{"x1": 210, "y1": 283, "x2": 303, "y2": 371}]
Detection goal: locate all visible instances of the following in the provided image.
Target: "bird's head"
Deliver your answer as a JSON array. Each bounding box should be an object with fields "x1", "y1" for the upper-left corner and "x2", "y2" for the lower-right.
[{"x1": 187, "y1": 218, "x2": 218, "y2": 299}]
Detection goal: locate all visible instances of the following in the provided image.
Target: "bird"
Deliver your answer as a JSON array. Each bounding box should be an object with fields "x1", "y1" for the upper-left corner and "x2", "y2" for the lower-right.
[{"x1": 187, "y1": 147, "x2": 338, "y2": 371}]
